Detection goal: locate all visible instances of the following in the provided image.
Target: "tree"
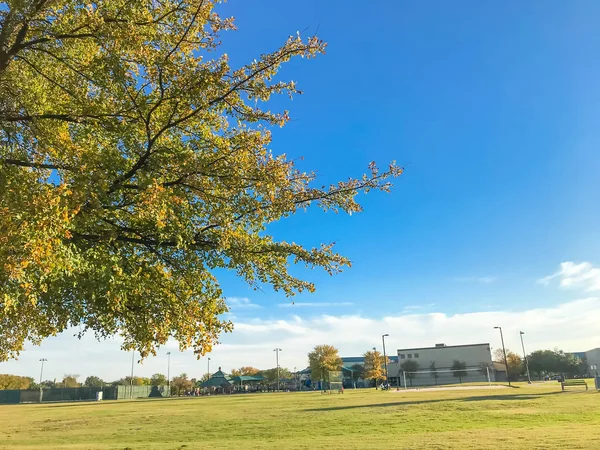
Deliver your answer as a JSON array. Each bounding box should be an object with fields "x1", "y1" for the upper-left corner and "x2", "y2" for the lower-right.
[
  {"x1": 0, "y1": 374, "x2": 34, "y2": 390},
  {"x1": 83, "y1": 376, "x2": 104, "y2": 388},
  {"x1": 400, "y1": 360, "x2": 419, "y2": 386},
  {"x1": 506, "y1": 352, "x2": 523, "y2": 381},
  {"x1": 429, "y1": 362, "x2": 439, "y2": 385},
  {"x1": 492, "y1": 348, "x2": 507, "y2": 363},
  {"x1": 363, "y1": 350, "x2": 386, "y2": 388},
  {"x1": 308, "y1": 345, "x2": 343, "y2": 382},
  {"x1": 199, "y1": 373, "x2": 211, "y2": 383},
  {"x1": 239, "y1": 367, "x2": 260, "y2": 376},
  {"x1": 258, "y1": 367, "x2": 292, "y2": 384},
  {"x1": 150, "y1": 373, "x2": 168, "y2": 386},
  {"x1": 171, "y1": 373, "x2": 193, "y2": 395},
  {"x1": 60, "y1": 374, "x2": 80, "y2": 388},
  {"x1": 451, "y1": 360, "x2": 467, "y2": 383},
  {"x1": 350, "y1": 364, "x2": 364, "y2": 386},
  {"x1": 478, "y1": 362, "x2": 491, "y2": 381},
  {"x1": 0, "y1": 1, "x2": 402, "y2": 363}
]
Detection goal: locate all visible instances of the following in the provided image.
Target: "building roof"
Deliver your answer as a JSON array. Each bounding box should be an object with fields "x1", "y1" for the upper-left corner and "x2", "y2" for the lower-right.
[
  {"x1": 342, "y1": 356, "x2": 399, "y2": 364},
  {"x1": 201, "y1": 369, "x2": 232, "y2": 388},
  {"x1": 397, "y1": 343, "x2": 491, "y2": 352},
  {"x1": 230, "y1": 375, "x2": 266, "y2": 383}
]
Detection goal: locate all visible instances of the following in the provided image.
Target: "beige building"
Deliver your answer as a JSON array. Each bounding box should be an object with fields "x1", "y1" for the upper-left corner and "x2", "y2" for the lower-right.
[{"x1": 387, "y1": 343, "x2": 494, "y2": 386}]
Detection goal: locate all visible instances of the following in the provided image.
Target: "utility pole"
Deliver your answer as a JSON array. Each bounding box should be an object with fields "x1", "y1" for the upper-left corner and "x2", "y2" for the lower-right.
[
  {"x1": 519, "y1": 331, "x2": 531, "y2": 384},
  {"x1": 382, "y1": 334, "x2": 389, "y2": 387},
  {"x1": 39, "y1": 358, "x2": 47, "y2": 403},
  {"x1": 166, "y1": 352, "x2": 171, "y2": 396},
  {"x1": 494, "y1": 326, "x2": 511, "y2": 386},
  {"x1": 207, "y1": 357, "x2": 211, "y2": 379},
  {"x1": 273, "y1": 348, "x2": 282, "y2": 391}
]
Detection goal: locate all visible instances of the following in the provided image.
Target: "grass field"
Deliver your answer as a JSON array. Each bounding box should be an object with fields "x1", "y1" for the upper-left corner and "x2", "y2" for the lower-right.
[{"x1": 1, "y1": 382, "x2": 599, "y2": 449}]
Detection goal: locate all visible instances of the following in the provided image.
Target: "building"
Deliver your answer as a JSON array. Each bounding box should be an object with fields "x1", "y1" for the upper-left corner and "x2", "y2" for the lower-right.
[
  {"x1": 388, "y1": 343, "x2": 494, "y2": 386},
  {"x1": 583, "y1": 348, "x2": 600, "y2": 376}
]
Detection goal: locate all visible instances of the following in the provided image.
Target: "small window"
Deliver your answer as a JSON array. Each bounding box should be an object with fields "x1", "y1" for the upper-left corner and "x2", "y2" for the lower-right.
[
  {"x1": 400, "y1": 354, "x2": 405, "y2": 359},
  {"x1": 408, "y1": 353, "x2": 412, "y2": 358},
  {"x1": 414, "y1": 353, "x2": 419, "y2": 358}
]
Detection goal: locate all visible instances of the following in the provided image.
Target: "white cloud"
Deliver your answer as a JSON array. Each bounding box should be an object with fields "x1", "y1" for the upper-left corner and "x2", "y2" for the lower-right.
[
  {"x1": 3, "y1": 298, "x2": 600, "y2": 381},
  {"x1": 226, "y1": 297, "x2": 262, "y2": 310},
  {"x1": 454, "y1": 276, "x2": 497, "y2": 284},
  {"x1": 276, "y1": 302, "x2": 354, "y2": 308},
  {"x1": 539, "y1": 262, "x2": 600, "y2": 292}
]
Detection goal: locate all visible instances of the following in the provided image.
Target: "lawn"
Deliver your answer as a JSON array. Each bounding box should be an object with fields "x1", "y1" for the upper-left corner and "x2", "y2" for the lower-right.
[{"x1": 1, "y1": 382, "x2": 599, "y2": 449}]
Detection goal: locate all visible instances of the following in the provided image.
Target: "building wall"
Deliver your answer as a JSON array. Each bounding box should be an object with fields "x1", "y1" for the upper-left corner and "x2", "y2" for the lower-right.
[
  {"x1": 585, "y1": 348, "x2": 600, "y2": 375},
  {"x1": 387, "y1": 344, "x2": 493, "y2": 386}
]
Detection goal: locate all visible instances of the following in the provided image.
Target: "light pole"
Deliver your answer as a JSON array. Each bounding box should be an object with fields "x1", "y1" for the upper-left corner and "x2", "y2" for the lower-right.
[
  {"x1": 519, "y1": 331, "x2": 531, "y2": 384},
  {"x1": 372, "y1": 347, "x2": 377, "y2": 389},
  {"x1": 39, "y1": 358, "x2": 47, "y2": 403},
  {"x1": 494, "y1": 326, "x2": 511, "y2": 386},
  {"x1": 382, "y1": 334, "x2": 389, "y2": 386},
  {"x1": 166, "y1": 352, "x2": 171, "y2": 396},
  {"x1": 273, "y1": 348, "x2": 282, "y2": 391},
  {"x1": 207, "y1": 357, "x2": 211, "y2": 378}
]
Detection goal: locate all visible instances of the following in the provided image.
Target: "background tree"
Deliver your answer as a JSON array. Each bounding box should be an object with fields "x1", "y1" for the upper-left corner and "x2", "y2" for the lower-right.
[
  {"x1": 230, "y1": 368, "x2": 242, "y2": 378},
  {"x1": 429, "y1": 362, "x2": 439, "y2": 385},
  {"x1": 308, "y1": 345, "x2": 343, "y2": 383},
  {"x1": 171, "y1": 373, "x2": 193, "y2": 395},
  {"x1": 0, "y1": 0, "x2": 402, "y2": 363},
  {"x1": 60, "y1": 374, "x2": 80, "y2": 388},
  {"x1": 0, "y1": 374, "x2": 34, "y2": 390},
  {"x1": 83, "y1": 376, "x2": 104, "y2": 388},
  {"x1": 400, "y1": 360, "x2": 419, "y2": 387},
  {"x1": 239, "y1": 367, "x2": 260, "y2": 376},
  {"x1": 451, "y1": 360, "x2": 467, "y2": 383},
  {"x1": 478, "y1": 362, "x2": 491, "y2": 381},
  {"x1": 363, "y1": 350, "x2": 386, "y2": 388},
  {"x1": 150, "y1": 373, "x2": 168, "y2": 386},
  {"x1": 492, "y1": 348, "x2": 507, "y2": 363},
  {"x1": 506, "y1": 352, "x2": 524, "y2": 381},
  {"x1": 199, "y1": 373, "x2": 211, "y2": 383},
  {"x1": 258, "y1": 367, "x2": 292, "y2": 384}
]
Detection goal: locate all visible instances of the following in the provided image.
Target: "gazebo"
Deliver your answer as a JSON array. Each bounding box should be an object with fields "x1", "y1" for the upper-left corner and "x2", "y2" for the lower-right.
[
  {"x1": 201, "y1": 368, "x2": 233, "y2": 394},
  {"x1": 229, "y1": 375, "x2": 266, "y2": 392}
]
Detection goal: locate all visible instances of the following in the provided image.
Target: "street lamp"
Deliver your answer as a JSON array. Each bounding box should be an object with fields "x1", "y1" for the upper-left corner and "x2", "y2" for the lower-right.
[
  {"x1": 519, "y1": 331, "x2": 531, "y2": 384},
  {"x1": 273, "y1": 348, "x2": 282, "y2": 391},
  {"x1": 494, "y1": 326, "x2": 511, "y2": 386},
  {"x1": 207, "y1": 357, "x2": 211, "y2": 379},
  {"x1": 166, "y1": 352, "x2": 172, "y2": 396},
  {"x1": 382, "y1": 334, "x2": 389, "y2": 386},
  {"x1": 39, "y1": 358, "x2": 47, "y2": 403}
]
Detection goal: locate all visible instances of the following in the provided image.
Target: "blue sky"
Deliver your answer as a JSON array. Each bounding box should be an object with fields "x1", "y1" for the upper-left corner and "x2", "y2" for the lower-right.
[
  {"x1": 3, "y1": 1, "x2": 600, "y2": 380},
  {"x1": 213, "y1": 0, "x2": 600, "y2": 314}
]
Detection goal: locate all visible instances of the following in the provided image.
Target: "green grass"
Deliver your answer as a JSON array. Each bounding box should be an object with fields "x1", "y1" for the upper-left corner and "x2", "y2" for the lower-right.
[{"x1": 1, "y1": 382, "x2": 599, "y2": 449}]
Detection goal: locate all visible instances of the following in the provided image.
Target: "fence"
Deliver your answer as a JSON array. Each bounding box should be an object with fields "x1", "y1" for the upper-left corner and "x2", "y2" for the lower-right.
[{"x1": 0, "y1": 385, "x2": 168, "y2": 404}]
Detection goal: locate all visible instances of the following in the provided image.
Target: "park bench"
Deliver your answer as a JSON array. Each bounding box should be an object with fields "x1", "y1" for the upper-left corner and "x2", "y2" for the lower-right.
[{"x1": 561, "y1": 379, "x2": 588, "y2": 391}]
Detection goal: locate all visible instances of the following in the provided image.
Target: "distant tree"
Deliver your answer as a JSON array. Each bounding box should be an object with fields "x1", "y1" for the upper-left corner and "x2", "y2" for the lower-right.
[
  {"x1": 200, "y1": 373, "x2": 211, "y2": 383},
  {"x1": 429, "y1": 362, "x2": 439, "y2": 385},
  {"x1": 150, "y1": 373, "x2": 168, "y2": 386},
  {"x1": 171, "y1": 373, "x2": 193, "y2": 395},
  {"x1": 493, "y1": 348, "x2": 507, "y2": 364},
  {"x1": 258, "y1": 367, "x2": 292, "y2": 384},
  {"x1": 400, "y1": 360, "x2": 419, "y2": 386},
  {"x1": 83, "y1": 376, "x2": 104, "y2": 388},
  {"x1": 0, "y1": 374, "x2": 34, "y2": 390},
  {"x1": 527, "y1": 350, "x2": 556, "y2": 379},
  {"x1": 308, "y1": 345, "x2": 343, "y2": 383},
  {"x1": 363, "y1": 350, "x2": 387, "y2": 388},
  {"x1": 451, "y1": 360, "x2": 467, "y2": 383},
  {"x1": 113, "y1": 376, "x2": 150, "y2": 386},
  {"x1": 240, "y1": 367, "x2": 260, "y2": 376},
  {"x1": 506, "y1": 352, "x2": 523, "y2": 381},
  {"x1": 59, "y1": 374, "x2": 80, "y2": 388},
  {"x1": 40, "y1": 380, "x2": 56, "y2": 389},
  {"x1": 230, "y1": 368, "x2": 242, "y2": 377}
]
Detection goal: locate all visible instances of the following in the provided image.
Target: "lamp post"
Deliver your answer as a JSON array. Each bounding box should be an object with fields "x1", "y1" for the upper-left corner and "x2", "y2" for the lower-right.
[
  {"x1": 39, "y1": 358, "x2": 47, "y2": 403},
  {"x1": 273, "y1": 348, "x2": 282, "y2": 391},
  {"x1": 494, "y1": 326, "x2": 511, "y2": 386},
  {"x1": 372, "y1": 347, "x2": 377, "y2": 389},
  {"x1": 519, "y1": 331, "x2": 531, "y2": 384},
  {"x1": 207, "y1": 357, "x2": 211, "y2": 378},
  {"x1": 166, "y1": 352, "x2": 171, "y2": 396},
  {"x1": 382, "y1": 334, "x2": 389, "y2": 386}
]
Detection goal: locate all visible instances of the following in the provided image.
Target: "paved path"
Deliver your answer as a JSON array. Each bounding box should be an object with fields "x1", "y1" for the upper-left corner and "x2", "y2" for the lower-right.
[{"x1": 392, "y1": 385, "x2": 509, "y2": 393}]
